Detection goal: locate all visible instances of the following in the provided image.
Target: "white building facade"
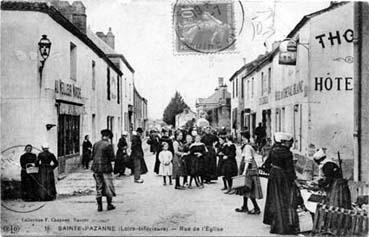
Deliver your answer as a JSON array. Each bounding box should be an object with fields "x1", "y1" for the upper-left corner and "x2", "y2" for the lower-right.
[{"x1": 0, "y1": 1, "x2": 129, "y2": 180}]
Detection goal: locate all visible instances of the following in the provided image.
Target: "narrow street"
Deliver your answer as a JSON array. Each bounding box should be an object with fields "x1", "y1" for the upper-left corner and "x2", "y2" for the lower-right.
[{"x1": 1, "y1": 144, "x2": 274, "y2": 236}]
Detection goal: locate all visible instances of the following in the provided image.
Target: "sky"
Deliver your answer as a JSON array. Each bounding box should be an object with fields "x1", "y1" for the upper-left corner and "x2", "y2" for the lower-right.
[{"x1": 82, "y1": 0, "x2": 331, "y2": 119}]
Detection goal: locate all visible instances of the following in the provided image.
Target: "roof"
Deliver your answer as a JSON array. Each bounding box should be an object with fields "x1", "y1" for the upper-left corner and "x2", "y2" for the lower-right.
[
  {"x1": 286, "y1": 1, "x2": 349, "y2": 38},
  {"x1": 106, "y1": 54, "x2": 135, "y2": 73},
  {"x1": 1, "y1": 1, "x2": 122, "y2": 76}
]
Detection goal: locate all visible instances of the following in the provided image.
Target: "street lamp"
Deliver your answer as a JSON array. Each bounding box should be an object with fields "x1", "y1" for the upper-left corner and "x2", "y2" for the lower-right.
[
  {"x1": 279, "y1": 37, "x2": 309, "y2": 51},
  {"x1": 38, "y1": 35, "x2": 51, "y2": 75}
]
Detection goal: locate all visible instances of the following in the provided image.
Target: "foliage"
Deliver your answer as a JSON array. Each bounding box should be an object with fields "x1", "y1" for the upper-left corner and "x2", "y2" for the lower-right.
[{"x1": 162, "y1": 91, "x2": 189, "y2": 126}]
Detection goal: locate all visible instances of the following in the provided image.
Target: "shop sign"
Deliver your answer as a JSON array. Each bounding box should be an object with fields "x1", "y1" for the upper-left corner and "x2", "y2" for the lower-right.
[
  {"x1": 259, "y1": 96, "x2": 269, "y2": 105},
  {"x1": 275, "y1": 80, "x2": 304, "y2": 101},
  {"x1": 59, "y1": 103, "x2": 84, "y2": 115},
  {"x1": 55, "y1": 80, "x2": 82, "y2": 99},
  {"x1": 279, "y1": 40, "x2": 297, "y2": 65}
]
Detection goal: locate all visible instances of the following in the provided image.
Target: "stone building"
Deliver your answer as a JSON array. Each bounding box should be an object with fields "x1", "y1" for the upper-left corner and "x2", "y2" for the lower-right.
[{"x1": 195, "y1": 78, "x2": 231, "y2": 129}]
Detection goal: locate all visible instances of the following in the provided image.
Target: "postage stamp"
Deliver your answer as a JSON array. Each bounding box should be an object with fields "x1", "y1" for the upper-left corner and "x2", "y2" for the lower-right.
[{"x1": 173, "y1": 0, "x2": 236, "y2": 54}]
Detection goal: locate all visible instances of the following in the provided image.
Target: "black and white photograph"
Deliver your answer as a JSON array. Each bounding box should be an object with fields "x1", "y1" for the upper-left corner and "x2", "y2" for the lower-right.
[{"x1": 1, "y1": 0, "x2": 369, "y2": 236}]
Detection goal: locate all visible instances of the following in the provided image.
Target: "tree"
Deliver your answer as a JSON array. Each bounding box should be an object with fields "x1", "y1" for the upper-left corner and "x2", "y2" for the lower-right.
[{"x1": 163, "y1": 91, "x2": 189, "y2": 126}]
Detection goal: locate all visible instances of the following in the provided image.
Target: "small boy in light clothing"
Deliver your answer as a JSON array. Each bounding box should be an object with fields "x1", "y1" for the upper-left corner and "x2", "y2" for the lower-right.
[{"x1": 158, "y1": 142, "x2": 173, "y2": 185}]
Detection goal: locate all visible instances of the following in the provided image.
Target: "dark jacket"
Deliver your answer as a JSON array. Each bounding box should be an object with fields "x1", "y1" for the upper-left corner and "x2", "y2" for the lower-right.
[
  {"x1": 131, "y1": 135, "x2": 144, "y2": 160},
  {"x1": 91, "y1": 139, "x2": 115, "y2": 173}
]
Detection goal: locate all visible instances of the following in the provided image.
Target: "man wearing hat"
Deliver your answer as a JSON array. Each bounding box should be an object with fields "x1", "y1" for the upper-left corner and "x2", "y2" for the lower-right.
[
  {"x1": 131, "y1": 127, "x2": 148, "y2": 183},
  {"x1": 312, "y1": 148, "x2": 351, "y2": 209},
  {"x1": 91, "y1": 129, "x2": 116, "y2": 211}
]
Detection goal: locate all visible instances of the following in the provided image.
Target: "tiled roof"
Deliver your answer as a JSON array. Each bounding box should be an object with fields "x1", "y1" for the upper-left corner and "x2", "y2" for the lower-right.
[{"x1": 1, "y1": 1, "x2": 123, "y2": 76}]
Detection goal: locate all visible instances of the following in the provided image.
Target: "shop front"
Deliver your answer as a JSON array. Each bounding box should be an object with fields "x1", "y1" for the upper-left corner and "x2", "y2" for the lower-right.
[{"x1": 55, "y1": 80, "x2": 84, "y2": 175}]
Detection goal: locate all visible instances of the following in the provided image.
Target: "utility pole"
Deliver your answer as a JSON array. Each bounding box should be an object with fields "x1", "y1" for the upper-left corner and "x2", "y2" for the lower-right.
[{"x1": 353, "y1": 1, "x2": 369, "y2": 182}]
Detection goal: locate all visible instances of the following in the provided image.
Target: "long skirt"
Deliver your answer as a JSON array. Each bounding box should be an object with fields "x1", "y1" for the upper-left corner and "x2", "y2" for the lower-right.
[
  {"x1": 217, "y1": 156, "x2": 224, "y2": 177},
  {"x1": 172, "y1": 155, "x2": 186, "y2": 178},
  {"x1": 222, "y1": 159, "x2": 238, "y2": 179},
  {"x1": 190, "y1": 156, "x2": 204, "y2": 176},
  {"x1": 154, "y1": 154, "x2": 160, "y2": 174},
  {"x1": 21, "y1": 170, "x2": 39, "y2": 201},
  {"x1": 326, "y1": 178, "x2": 351, "y2": 209},
  {"x1": 234, "y1": 174, "x2": 263, "y2": 199},
  {"x1": 113, "y1": 150, "x2": 126, "y2": 174},
  {"x1": 93, "y1": 173, "x2": 116, "y2": 198},
  {"x1": 263, "y1": 167, "x2": 299, "y2": 235},
  {"x1": 184, "y1": 154, "x2": 192, "y2": 175},
  {"x1": 203, "y1": 146, "x2": 218, "y2": 180},
  {"x1": 38, "y1": 166, "x2": 57, "y2": 201}
]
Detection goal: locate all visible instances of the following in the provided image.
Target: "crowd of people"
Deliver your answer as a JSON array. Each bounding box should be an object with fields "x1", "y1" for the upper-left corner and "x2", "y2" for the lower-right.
[{"x1": 19, "y1": 124, "x2": 351, "y2": 235}]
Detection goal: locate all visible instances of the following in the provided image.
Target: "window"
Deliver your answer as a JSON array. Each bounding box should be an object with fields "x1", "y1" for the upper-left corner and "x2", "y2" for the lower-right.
[
  {"x1": 251, "y1": 77, "x2": 254, "y2": 98},
  {"x1": 92, "y1": 60, "x2": 96, "y2": 90},
  {"x1": 107, "y1": 116, "x2": 114, "y2": 131},
  {"x1": 232, "y1": 80, "x2": 235, "y2": 98},
  {"x1": 58, "y1": 114, "x2": 80, "y2": 157},
  {"x1": 241, "y1": 78, "x2": 244, "y2": 98},
  {"x1": 260, "y1": 72, "x2": 263, "y2": 95},
  {"x1": 117, "y1": 75, "x2": 120, "y2": 104},
  {"x1": 222, "y1": 89, "x2": 226, "y2": 99},
  {"x1": 107, "y1": 67, "x2": 111, "y2": 100},
  {"x1": 124, "y1": 78, "x2": 127, "y2": 98},
  {"x1": 236, "y1": 78, "x2": 238, "y2": 97},
  {"x1": 268, "y1": 68, "x2": 271, "y2": 93},
  {"x1": 247, "y1": 80, "x2": 250, "y2": 99},
  {"x1": 70, "y1": 42, "x2": 77, "y2": 81}
]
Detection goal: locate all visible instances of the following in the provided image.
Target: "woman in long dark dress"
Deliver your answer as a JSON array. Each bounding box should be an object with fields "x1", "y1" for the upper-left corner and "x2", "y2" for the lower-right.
[
  {"x1": 222, "y1": 135, "x2": 238, "y2": 194},
  {"x1": 81, "y1": 135, "x2": 92, "y2": 169},
  {"x1": 114, "y1": 133, "x2": 129, "y2": 176},
  {"x1": 20, "y1": 144, "x2": 39, "y2": 201},
  {"x1": 262, "y1": 132, "x2": 299, "y2": 235},
  {"x1": 189, "y1": 134, "x2": 206, "y2": 188},
  {"x1": 37, "y1": 144, "x2": 58, "y2": 201},
  {"x1": 216, "y1": 135, "x2": 227, "y2": 190}
]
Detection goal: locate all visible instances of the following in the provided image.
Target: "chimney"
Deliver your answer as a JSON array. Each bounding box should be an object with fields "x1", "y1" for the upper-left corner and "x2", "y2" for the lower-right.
[
  {"x1": 242, "y1": 57, "x2": 247, "y2": 65},
  {"x1": 50, "y1": 0, "x2": 86, "y2": 34},
  {"x1": 96, "y1": 28, "x2": 115, "y2": 50},
  {"x1": 105, "y1": 27, "x2": 115, "y2": 49},
  {"x1": 71, "y1": 1, "x2": 87, "y2": 34},
  {"x1": 218, "y1": 77, "x2": 224, "y2": 87}
]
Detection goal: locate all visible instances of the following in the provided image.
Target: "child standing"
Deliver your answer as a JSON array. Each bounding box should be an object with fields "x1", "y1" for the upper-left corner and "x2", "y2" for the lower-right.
[{"x1": 159, "y1": 142, "x2": 173, "y2": 185}]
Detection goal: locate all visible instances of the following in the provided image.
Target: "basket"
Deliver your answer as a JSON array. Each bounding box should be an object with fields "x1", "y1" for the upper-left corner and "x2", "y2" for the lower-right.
[
  {"x1": 26, "y1": 164, "x2": 39, "y2": 174},
  {"x1": 232, "y1": 175, "x2": 247, "y2": 189}
]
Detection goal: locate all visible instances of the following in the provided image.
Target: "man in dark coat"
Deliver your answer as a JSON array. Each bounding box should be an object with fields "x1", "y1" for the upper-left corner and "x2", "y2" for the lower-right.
[
  {"x1": 91, "y1": 129, "x2": 116, "y2": 212},
  {"x1": 201, "y1": 126, "x2": 218, "y2": 183},
  {"x1": 154, "y1": 129, "x2": 174, "y2": 174},
  {"x1": 131, "y1": 127, "x2": 148, "y2": 183}
]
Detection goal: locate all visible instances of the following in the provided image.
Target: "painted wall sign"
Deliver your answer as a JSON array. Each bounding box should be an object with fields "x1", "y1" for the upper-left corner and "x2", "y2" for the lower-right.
[
  {"x1": 55, "y1": 80, "x2": 82, "y2": 99},
  {"x1": 315, "y1": 29, "x2": 353, "y2": 48},
  {"x1": 275, "y1": 80, "x2": 304, "y2": 101},
  {"x1": 314, "y1": 75, "x2": 353, "y2": 91}
]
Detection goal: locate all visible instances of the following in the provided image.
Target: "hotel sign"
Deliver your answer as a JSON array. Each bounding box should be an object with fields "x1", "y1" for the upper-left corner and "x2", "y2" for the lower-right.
[
  {"x1": 55, "y1": 80, "x2": 81, "y2": 99},
  {"x1": 275, "y1": 80, "x2": 304, "y2": 101}
]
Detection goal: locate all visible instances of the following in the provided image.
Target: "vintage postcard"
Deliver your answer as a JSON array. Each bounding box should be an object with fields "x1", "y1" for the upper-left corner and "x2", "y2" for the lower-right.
[{"x1": 1, "y1": 0, "x2": 368, "y2": 236}]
